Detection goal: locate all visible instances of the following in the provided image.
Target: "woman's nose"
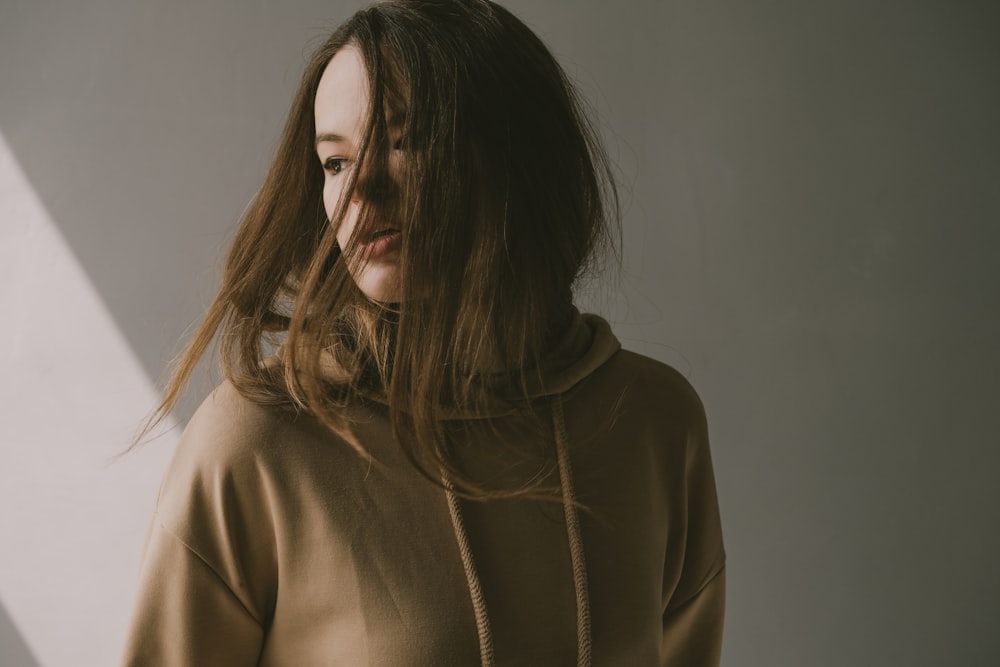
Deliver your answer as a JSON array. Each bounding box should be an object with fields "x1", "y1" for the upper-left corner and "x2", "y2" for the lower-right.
[{"x1": 352, "y1": 155, "x2": 393, "y2": 203}]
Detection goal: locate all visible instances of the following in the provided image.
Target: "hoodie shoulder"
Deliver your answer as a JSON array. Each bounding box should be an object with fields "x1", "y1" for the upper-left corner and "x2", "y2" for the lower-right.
[
  {"x1": 615, "y1": 349, "x2": 704, "y2": 403},
  {"x1": 156, "y1": 381, "x2": 289, "y2": 490},
  {"x1": 581, "y1": 346, "x2": 707, "y2": 427},
  {"x1": 153, "y1": 380, "x2": 356, "y2": 536},
  {"x1": 186, "y1": 380, "x2": 283, "y2": 448},
  {"x1": 153, "y1": 383, "x2": 276, "y2": 520}
]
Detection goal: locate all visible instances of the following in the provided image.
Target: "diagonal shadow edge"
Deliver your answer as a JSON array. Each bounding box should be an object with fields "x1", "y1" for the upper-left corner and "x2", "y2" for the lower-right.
[{"x1": 0, "y1": 598, "x2": 41, "y2": 667}]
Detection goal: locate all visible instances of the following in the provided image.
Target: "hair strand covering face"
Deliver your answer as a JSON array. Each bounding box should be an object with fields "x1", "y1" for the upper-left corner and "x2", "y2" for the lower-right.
[{"x1": 137, "y1": 0, "x2": 620, "y2": 500}]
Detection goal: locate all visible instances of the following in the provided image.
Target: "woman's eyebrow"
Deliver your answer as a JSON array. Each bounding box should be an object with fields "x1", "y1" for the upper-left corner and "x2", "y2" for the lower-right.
[{"x1": 315, "y1": 132, "x2": 348, "y2": 147}]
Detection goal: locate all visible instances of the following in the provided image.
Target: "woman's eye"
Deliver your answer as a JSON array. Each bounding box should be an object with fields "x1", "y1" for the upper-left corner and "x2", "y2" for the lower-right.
[{"x1": 323, "y1": 157, "x2": 348, "y2": 174}]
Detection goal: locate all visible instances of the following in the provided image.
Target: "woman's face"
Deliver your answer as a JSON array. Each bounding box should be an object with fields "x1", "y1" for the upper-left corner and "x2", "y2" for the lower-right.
[{"x1": 315, "y1": 45, "x2": 403, "y2": 303}]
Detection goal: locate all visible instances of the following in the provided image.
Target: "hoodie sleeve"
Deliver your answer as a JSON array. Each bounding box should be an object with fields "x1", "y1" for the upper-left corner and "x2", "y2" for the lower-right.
[
  {"x1": 121, "y1": 383, "x2": 278, "y2": 666},
  {"x1": 121, "y1": 521, "x2": 265, "y2": 666},
  {"x1": 660, "y1": 379, "x2": 726, "y2": 666},
  {"x1": 660, "y1": 566, "x2": 726, "y2": 666}
]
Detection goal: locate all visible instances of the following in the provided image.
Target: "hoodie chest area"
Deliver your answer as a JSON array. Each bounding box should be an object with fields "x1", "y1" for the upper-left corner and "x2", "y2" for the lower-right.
[
  {"x1": 257, "y1": 442, "x2": 486, "y2": 666},
  {"x1": 256, "y1": 416, "x2": 592, "y2": 666}
]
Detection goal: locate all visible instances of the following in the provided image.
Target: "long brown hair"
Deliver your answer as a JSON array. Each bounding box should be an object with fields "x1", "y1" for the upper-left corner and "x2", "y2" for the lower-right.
[{"x1": 143, "y1": 0, "x2": 619, "y2": 498}]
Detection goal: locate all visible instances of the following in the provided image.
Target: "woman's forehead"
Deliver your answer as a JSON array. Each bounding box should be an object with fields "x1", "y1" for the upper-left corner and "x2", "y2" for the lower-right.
[
  {"x1": 315, "y1": 45, "x2": 410, "y2": 144},
  {"x1": 315, "y1": 46, "x2": 370, "y2": 143}
]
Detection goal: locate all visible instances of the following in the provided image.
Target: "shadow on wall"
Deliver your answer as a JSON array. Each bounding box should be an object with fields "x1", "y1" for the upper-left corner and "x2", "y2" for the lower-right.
[{"x1": 0, "y1": 599, "x2": 39, "y2": 667}]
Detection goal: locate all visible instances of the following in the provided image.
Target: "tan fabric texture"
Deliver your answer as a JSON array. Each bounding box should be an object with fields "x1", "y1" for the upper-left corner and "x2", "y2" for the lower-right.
[{"x1": 122, "y1": 313, "x2": 726, "y2": 666}]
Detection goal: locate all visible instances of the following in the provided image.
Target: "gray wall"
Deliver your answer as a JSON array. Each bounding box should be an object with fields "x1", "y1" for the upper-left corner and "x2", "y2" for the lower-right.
[{"x1": 2, "y1": 0, "x2": 998, "y2": 664}]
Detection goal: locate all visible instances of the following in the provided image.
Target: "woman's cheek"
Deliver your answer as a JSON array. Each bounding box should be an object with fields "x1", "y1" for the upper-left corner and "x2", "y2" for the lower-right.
[{"x1": 322, "y1": 182, "x2": 341, "y2": 222}]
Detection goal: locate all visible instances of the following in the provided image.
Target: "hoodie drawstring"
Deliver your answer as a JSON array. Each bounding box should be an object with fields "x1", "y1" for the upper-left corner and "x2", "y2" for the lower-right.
[
  {"x1": 552, "y1": 395, "x2": 593, "y2": 667},
  {"x1": 443, "y1": 394, "x2": 593, "y2": 667},
  {"x1": 443, "y1": 474, "x2": 496, "y2": 667}
]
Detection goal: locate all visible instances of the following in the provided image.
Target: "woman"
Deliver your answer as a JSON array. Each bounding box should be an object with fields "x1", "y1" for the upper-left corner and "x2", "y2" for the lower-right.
[{"x1": 123, "y1": 1, "x2": 725, "y2": 665}]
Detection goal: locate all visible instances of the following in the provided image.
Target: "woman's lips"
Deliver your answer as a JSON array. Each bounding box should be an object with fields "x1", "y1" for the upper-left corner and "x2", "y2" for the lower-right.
[{"x1": 357, "y1": 228, "x2": 401, "y2": 259}]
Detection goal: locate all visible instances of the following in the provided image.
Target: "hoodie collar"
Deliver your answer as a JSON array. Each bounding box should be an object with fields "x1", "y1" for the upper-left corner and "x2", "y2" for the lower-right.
[{"x1": 308, "y1": 308, "x2": 621, "y2": 420}]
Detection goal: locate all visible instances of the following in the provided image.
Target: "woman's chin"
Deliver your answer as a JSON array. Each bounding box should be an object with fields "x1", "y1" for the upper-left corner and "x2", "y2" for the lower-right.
[{"x1": 352, "y1": 264, "x2": 402, "y2": 303}]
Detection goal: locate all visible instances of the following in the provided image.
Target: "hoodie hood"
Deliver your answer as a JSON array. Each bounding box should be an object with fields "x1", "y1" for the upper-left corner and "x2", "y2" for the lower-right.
[
  {"x1": 516, "y1": 308, "x2": 622, "y2": 401},
  {"x1": 309, "y1": 307, "x2": 622, "y2": 419}
]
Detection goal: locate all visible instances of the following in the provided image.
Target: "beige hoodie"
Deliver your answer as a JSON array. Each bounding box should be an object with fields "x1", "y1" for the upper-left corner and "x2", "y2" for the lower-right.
[{"x1": 122, "y1": 311, "x2": 725, "y2": 666}]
